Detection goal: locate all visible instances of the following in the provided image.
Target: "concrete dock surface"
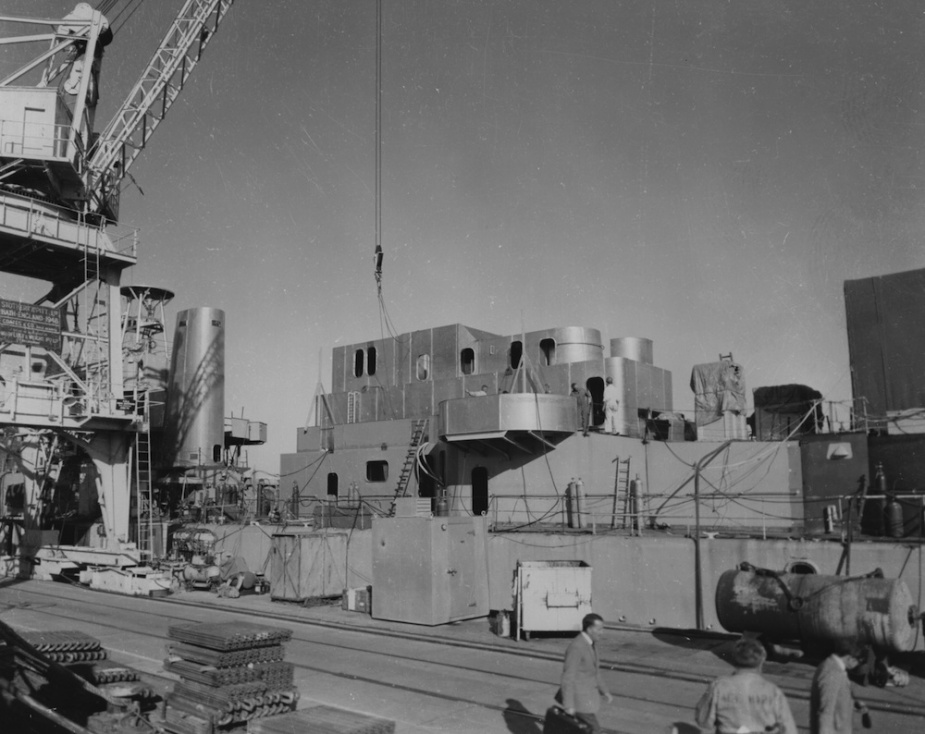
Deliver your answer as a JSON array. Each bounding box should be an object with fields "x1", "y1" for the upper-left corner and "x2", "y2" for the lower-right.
[{"x1": 1, "y1": 579, "x2": 923, "y2": 733}]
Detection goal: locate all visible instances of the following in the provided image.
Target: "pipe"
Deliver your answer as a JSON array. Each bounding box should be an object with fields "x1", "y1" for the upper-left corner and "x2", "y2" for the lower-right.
[{"x1": 693, "y1": 440, "x2": 733, "y2": 631}]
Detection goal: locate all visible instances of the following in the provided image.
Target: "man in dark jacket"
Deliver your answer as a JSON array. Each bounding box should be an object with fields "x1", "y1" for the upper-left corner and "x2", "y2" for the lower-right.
[
  {"x1": 571, "y1": 383, "x2": 591, "y2": 436},
  {"x1": 559, "y1": 613, "x2": 613, "y2": 733}
]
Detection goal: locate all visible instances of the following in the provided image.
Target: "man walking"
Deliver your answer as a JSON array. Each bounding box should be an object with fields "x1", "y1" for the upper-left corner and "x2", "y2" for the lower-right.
[
  {"x1": 695, "y1": 637, "x2": 797, "y2": 734},
  {"x1": 810, "y1": 640, "x2": 871, "y2": 734},
  {"x1": 559, "y1": 613, "x2": 613, "y2": 733}
]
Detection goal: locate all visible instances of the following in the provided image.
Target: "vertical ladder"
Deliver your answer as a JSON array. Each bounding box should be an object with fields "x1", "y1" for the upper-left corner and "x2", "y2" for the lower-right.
[
  {"x1": 346, "y1": 391, "x2": 359, "y2": 423},
  {"x1": 610, "y1": 456, "x2": 631, "y2": 529},
  {"x1": 81, "y1": 225, "x2": 106, "y2": 409},
  {"x1": 35, "y1": 434, "x2": 63, "y2": 529},
  {"x1": 134, "y1": 393, "x2": 154, "y2": 559},
  {"x1": 389, "y1": 418, "x2": 428, "y2": 516}
]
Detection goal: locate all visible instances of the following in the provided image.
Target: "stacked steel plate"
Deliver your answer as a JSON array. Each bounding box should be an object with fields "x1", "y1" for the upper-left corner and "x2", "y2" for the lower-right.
[
  {"x1": 246, "y1": 705, "x2": 396, "y2": 734},
  {"x1": 72, "y1": 660, "x2": 141, "y2": 685},
  {"x1": 17, "y1": 630, "x2": 155, "y2": 701},
  {"x1": 164, "y1": 621, "x2": 298, "y2": 734},
  {"x1": 18, "y1": 630, "x2": 108, "y2": 663}
]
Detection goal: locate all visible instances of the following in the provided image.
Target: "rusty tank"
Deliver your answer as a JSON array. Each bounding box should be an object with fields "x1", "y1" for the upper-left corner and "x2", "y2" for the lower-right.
[{"x1": 715, "y1": 564, "x2": 920, "y2": 653}]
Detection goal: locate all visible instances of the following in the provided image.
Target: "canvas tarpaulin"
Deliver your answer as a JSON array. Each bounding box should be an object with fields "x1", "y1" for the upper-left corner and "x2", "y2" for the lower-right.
[
  {"x1": 845, "y1": 268, "x2": 925, "y2": 417},
  {"x1": 690, "y1": 360, "x2": 746, "y2": 426}
]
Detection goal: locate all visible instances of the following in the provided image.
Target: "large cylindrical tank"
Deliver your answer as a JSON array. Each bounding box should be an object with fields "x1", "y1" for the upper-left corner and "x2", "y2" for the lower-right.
[
  {"x1": 164, "y1": 308, "x2": 225, "y2": 468},
  {"x1": 610, "y1": 337, "x2": 653, "y2": 365},
  {"x1": 715, "y1": 568, "x2": 919, "y2": 653}
]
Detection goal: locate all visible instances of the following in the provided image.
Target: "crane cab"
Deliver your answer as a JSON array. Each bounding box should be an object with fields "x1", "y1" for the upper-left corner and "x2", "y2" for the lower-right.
[{"x1": 0, "y1": 87, "x2": 87, "y2": 204}]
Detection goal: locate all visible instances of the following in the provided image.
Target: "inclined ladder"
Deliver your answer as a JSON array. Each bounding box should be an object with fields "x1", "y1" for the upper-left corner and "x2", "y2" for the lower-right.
[
  {"x1": 80, "y1": 223, "x2": 106, "y2": 408},
  {"x1": 389, "y1": 418, "x2": 428, "y2": 515},
  {"x1": 611, "y1": 456, "x2": 632, "y2": 529}
]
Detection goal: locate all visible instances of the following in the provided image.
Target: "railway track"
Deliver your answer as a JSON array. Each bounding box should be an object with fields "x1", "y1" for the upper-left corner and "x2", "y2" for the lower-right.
[{"x1": 2, "y1": 581, "x2": 924, "y2": 733}]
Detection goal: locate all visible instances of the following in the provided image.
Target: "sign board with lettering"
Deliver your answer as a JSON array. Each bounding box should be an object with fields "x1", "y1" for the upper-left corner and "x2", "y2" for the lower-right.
[{"x1": 0, "y1": 298, "x2": 63, "y2": 351}]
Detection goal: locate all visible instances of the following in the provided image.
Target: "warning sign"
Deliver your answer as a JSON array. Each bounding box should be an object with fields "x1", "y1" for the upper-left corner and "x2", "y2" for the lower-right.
[{"x1": 0, "y1": 298, "x2": 63, "y2": 351}]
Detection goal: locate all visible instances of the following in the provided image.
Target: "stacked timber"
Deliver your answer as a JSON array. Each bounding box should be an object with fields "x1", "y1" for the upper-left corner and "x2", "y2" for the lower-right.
[{"x1": 163, "y1": 621, "x2": 298, "y2": 734}]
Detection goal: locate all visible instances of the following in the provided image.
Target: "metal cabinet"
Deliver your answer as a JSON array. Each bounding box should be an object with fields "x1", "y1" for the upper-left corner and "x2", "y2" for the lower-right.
[
  {"x1": 372, "y1": 515, "x2": 489, "y2": 625},
  {"x1": 515, "y1": 560, "x2": 592, "y2": 639}
]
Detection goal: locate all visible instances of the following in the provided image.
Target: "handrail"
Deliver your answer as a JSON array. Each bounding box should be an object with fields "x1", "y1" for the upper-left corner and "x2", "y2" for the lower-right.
[{"x1": 0, "y1": 190, "x2": 138, "y2": 259}]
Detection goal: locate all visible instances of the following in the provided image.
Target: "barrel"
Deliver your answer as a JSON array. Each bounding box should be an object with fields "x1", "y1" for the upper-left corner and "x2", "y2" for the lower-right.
[{"x1": 715, "y1": 569, "x2": 919, "y2": 653}]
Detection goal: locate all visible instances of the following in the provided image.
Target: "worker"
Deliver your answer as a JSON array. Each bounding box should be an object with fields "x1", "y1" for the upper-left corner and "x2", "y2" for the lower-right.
[
  {"x1": 466, "y1": 385, "x2": 489, "y2": 397},
  {"x1": 603, "y1": 376, "x2": 621, "y2": 434},
  {"x1": 571, "y1": 382, "x2": 591, "y2": 436},
  {"x1": 557, "y1": 613, "x2": 613, "y2": 734},
  {"x1": 810, "y1": 640, "x2": 871, "y2": 734},
  {"x1": 695, "y1": 637, "x2": 797, "y2": 734}
]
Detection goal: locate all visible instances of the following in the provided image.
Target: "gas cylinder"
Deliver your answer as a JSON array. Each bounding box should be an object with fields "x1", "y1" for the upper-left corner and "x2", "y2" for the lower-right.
[
  {"x1": 715, "y1": 567, "x2": 919, "y2": 652},
  {"x1": 434, "y1": 488, "x2": 449, "y2": 517},
  {"x1": 574, "y1": 478, "x2": 583, "y2": 528},
  {"x1": 875, "y1": 462, "x2": 888, "y2": 495},
  {"x1": 500, "y1": 610, "x2": 511, "y2": 638},
  {"x1": 566, "y1": 479, "x2": 578, "y2": 528},
  {"x1": 629, "y1": 475, "x2": 643, "y2": 528},
  {"x1": 864, "y1": 462, "x2": 887, "y2": 536},
  {"x1": 885, "y1": 496, "x2": 904, "y2": 538}
]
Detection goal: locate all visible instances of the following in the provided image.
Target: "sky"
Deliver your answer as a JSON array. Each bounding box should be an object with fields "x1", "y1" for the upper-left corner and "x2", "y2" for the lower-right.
[{"x1": 3, "y1": 1, "x2": 925, "y2": 473}]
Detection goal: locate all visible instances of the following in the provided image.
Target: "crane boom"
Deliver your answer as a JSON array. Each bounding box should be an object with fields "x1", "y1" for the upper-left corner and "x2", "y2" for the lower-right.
[{"x1": 87, "y1": 0, "x2": 235, "y2": 220}]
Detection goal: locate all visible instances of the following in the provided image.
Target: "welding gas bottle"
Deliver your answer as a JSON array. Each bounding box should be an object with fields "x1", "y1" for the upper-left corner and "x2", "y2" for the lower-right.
[
  {"x1": 867, "y1": 463, "x2": 887, "y2": 536},
  {"x1": 885, "y1": 496, "x2": 904, "y2": 538}
]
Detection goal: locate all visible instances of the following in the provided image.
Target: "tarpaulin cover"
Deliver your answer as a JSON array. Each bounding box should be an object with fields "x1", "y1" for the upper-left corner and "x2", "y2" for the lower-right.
[
  {"x1": 753, "y1": 384, "x2": 823, "y2": 439},
  {"x1": 845, "y1": 268, "x2": 925, "y2": 416},
  {"x1": 690, "y1": 361, "x2": 746, "y2": 425},
  {"x1": 753, "y1": 384, "x2": 821, "y2": 413}
]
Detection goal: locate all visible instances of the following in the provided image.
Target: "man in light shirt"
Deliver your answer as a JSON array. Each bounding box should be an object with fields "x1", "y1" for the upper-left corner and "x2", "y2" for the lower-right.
[{"x1": 603, "y1": 376, "x2": 621, "y2": 434}]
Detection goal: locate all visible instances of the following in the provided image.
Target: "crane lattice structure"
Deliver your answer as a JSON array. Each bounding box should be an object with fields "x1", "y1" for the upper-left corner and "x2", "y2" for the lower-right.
[{"x1": 0, "y1": 1, "x2": 235, "y2": 564}]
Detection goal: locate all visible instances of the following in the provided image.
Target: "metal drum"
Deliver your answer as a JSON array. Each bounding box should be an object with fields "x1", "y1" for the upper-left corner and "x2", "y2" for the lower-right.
[{"x1": 715, "y1": 568, "x2": 919, "y2": 653}]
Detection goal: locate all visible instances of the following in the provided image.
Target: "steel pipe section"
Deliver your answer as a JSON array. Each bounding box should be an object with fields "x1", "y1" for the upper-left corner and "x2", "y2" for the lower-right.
[{"x1": 715, "y1": 568, "x2": 919, "y2": 653}]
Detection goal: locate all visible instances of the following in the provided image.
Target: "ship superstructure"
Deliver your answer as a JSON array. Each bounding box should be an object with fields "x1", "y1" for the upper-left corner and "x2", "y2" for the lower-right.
[
  {"x1": 281, "y1": 322, "x2": 816, "y2": 538},
  {"x1": 282, "y1": 325, "x2": 683, "y2": 522}
]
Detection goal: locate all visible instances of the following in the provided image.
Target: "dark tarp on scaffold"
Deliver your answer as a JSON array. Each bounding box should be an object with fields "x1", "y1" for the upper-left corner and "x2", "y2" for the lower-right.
[
  {"x1": 752, "y1": 383, "x2": 823, "y2": 440},
  {"x1": 844, "y1": 268, "x2": 925, "y2": 418}
]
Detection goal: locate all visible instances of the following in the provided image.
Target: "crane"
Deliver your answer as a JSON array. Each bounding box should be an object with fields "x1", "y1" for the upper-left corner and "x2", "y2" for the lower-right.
[
  {"x1": 1, "y1": 0, "x2": 235, "y2": 222},
  {"x1": 0, "y1": 1, "x2": 236, "y2": 574}
]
